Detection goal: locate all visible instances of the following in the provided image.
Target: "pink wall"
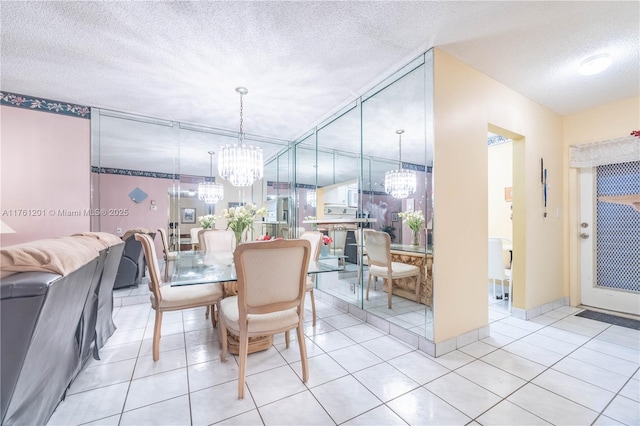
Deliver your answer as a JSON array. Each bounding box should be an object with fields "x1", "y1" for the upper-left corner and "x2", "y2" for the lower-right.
[
  {"x1": 95, "y1": 172, "x2": 170, "y2": 256},
  {"x1": 1, "y1": 106, "x2": 90, "y2": 246}
]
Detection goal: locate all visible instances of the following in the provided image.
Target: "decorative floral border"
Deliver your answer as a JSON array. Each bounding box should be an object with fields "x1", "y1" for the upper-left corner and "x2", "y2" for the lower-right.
[
  {"x1": 488, "y1": 135, "x2": 511, "y2": 146},
  {"x1": 1, "y1": 91, "x2": 90, "y2": 118},
  {"x1": 91, "y1": 166, "x2": 178, "y2": 180},
  {"x1": 402, "y1": 162, "x2": 429, "y2": 172}
]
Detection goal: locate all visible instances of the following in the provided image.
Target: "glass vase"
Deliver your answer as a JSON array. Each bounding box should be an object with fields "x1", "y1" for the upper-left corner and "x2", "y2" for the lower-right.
[
  {"x1": 233, "y1": 228, "x2": 245, "y2": 247},
  {"x1": 412, "y1": 231, "x2": 420, "y2": 246}
]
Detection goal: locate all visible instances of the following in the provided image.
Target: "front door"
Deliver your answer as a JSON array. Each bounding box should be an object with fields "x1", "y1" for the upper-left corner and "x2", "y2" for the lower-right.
[{"x1": 579, "y1": 162, "x2": 640, "y2": 315}]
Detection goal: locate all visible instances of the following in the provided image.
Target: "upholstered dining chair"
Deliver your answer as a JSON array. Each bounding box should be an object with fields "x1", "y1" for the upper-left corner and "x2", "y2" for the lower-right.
[
  {"x1": 201, "y1": 229, "x2": 236, "y2": 265},
  {"x1": 199, "y1": 229, "x2": 236, "y2": 320},
  {"x1": 219, "y1": 239, "x2": 311, "y2": 399},
  {"x1": 190, "y1": 227, "x2": 203, "y2": 251},
  {"x1": 488, "y1": 237, "x2": 512, "y2": 304},
  {"x1": 365, "y1": 230, "x2": 420, "y2": 309},
  {"x1": 300, "y1": 231, "x2": 323, "y2": 326},
  {"x1": 135, "y1": 233, "x2": 223, "y2": 361},
  {"x1": 157, "y1": 228, "x2": 178, "y2": 281}
]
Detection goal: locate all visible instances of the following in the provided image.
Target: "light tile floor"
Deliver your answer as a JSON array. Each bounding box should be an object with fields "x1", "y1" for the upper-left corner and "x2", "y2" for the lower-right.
[{"x1": 48, "y1": 296, "x2": 639, "y2": 425}]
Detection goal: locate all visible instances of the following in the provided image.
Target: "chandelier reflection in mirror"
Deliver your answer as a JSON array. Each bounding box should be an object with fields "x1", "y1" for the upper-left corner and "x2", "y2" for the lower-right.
[
  {"x1": 385, "y1": 129, "x2": 416, "y2": 199},
  {"x1": 198, "y1": 151, "x2": 224, "y2": 204},
  {"x1": 218, "y1": 87, "x2": 264, "y2": 187}
]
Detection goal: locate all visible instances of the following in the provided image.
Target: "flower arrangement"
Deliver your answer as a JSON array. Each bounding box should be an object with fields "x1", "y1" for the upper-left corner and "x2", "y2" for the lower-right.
[
  {"x1": 256, "y1": 234, "x2": 271, "y2": 241},
  {"x1": 223, "y1": 202, "x2": 268, "y2": 245},
  {"x1": 398, "y1": 210, "x2": 425, "y2": 245},
  {"x1": 198, "y1": 214, "x2": 217, "y2": 229},
  {"x1": 322, "y1": 235, "x2": 333, "y2": 245}
]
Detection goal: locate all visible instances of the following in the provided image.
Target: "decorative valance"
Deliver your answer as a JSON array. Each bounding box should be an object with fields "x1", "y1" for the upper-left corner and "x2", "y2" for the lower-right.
[{"x1": 570, "y1": 134, "x2": 640, "y2": 168}]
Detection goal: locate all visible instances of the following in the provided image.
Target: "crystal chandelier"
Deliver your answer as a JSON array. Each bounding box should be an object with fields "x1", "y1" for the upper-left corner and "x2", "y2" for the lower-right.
[
  {"x1": 384, "y1": 129, "x2": 416, "y2": 199},
  {"x1": 218, "y1": 87, "x2": 264, "y2": 187},
  {"x1": 198, "y1": 151, "x2": 224, "y2": 204}
]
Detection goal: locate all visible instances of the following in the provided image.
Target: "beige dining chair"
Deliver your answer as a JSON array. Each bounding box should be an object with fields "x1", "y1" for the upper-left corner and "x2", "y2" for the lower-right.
[
  {"x1": 200, "y1": 229, "x2": 236, "y2": 319},
  {"x1": 190, "y1": 227, "x2": 203, "y2": 250},
  {"x1": 157, "y1": 228, "x2": 178, "y2": 281},
  {"x1": 135, "y1": 233, "x2": 223, "y2": 361},
  {"x1": 219, "y1": 239, "x2": 311, "y2": 399},
  {"x1": 201, "y1": 229, "x2": 236, "y2": 265},
  {"x1": 365, "y1": 230, "x2": 420, "y2": 309},
  {"x1": 488, "y1": 237, "x2": 512, "y2": 303},
  {"x1": 300, "y1": 231, "x2": 323, "y2": 326}
]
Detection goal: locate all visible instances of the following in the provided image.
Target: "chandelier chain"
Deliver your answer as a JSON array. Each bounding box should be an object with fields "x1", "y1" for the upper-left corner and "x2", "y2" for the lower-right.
[
  {"x1": 239, "y1": 92, "x2": 244, "y2": 145},
  {"x1": 398, "y1": 132, "x2": 402, "y2": 169}
]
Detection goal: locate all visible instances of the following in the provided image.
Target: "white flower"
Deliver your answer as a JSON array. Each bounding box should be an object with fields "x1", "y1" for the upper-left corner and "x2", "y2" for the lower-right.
[{"x1": 398, "y1": 210, "x2": 425, "y2": 233}]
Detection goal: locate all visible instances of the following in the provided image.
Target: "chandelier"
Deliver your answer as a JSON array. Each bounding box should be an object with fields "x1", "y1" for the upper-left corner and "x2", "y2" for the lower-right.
[
  {"x1": 198, "y1": 151, "x2": 224, "y2": 204},
  {"x1": 384, "y1": 129, "x2": 416, "y2": 199},
  {"x1": 218, "y1": 87, "x2": 264, "y2": 187}
]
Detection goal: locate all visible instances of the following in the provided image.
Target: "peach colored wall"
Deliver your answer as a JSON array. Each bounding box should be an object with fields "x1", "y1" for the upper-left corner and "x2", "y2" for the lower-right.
[
  {"x1": 432, "y1": 49, "x2": 565, "y2": 343},
  {"x1": 563, "y1": 96, "x2": 640, "y2": 306},
  {"x1": 1, "y1": 106, "x2": 90, "y2": 246},
  {"x1": 94, "y1": 172, "x2": 171, "y2": 255}
]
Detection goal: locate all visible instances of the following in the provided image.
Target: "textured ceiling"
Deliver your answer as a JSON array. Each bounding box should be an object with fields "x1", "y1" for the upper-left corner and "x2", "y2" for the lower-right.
[{"x1": 2, "y1": 1, "x2": 639, "y2": 179}]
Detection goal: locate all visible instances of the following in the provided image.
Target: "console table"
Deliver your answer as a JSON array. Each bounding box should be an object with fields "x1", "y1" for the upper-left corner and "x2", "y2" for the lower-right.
[{"x1": 388, "y1": 244, "x2": 433, "y2": 307}]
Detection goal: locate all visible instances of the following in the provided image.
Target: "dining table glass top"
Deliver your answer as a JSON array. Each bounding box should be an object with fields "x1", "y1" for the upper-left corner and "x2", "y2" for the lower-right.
[{"x1": 168, "y1": 250, "x2": 344, "y2": 287}]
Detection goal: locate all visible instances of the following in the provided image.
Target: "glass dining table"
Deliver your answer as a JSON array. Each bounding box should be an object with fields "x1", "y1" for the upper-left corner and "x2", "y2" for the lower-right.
[{"x1": 168, "y1": 250, "x2": 344, "y2": 287}]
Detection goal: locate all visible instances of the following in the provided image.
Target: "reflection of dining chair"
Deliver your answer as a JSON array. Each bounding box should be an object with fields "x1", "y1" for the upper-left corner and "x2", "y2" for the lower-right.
[
  {"x1": 488, "y1": 237, "x2": 512, "y2": 302},
  {"x1": 157, "y1": 228, "x2": 178, "y2": 281},
  {"x1": 329, "y1": 228, "x2": 347, "y2": 266},
  {"x1": 190, "y1": 227, "x2": 203, "y2": 250},
  {"x1": 353, "y1": 228, "x2": 373, "y2": 266},
  {"x1": 135, "y1": 233, "x2": 223, "y2": 361},
  {"x1": 219, "y1": 239, "x2": 311, "y2": 399},
  {"x1": 301, "y1": 231, "x2": 323, "y2": 326},
  {"x1": 365, "y1": 230, "x2": 420, "y2": 309}
]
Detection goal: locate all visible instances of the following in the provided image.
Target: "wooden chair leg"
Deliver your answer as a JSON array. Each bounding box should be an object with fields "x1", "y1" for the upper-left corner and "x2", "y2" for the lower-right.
[
  {"x1": 387, "y1": 277, "x2": 393, "y2": 309},
  {"x1": 285, "y1": 330, "x2": 290, "y2": 348},
  {"x1": 219, "y1": 316, "x2": 228, "y2": 362},
  {"x1": 309, "y1": 288, "x2": 317, "y2": 326},
  {"x1": 297, "y1": 324, "x2": 308, "y2": 382},
  {"x1": 209, "y1": 304, "x2": 217, "y2": 328},
  {"x1": 205, "y1": 305, "x2": 210, "y2": 319},
  {"x1": 238, "y1": 334, "x2": 249, "y2": 399},
  {"x1": 366, "y1": 274, "x2": 372, "y2": 300},
  {"x1": 153, "y1": 310, "x2": 163, "y2": 362}
]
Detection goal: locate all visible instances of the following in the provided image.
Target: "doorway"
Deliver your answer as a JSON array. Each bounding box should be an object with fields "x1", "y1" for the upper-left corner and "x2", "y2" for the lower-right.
[{"x1": 487, "y1": 132, "x2": 513, "y2": 320}]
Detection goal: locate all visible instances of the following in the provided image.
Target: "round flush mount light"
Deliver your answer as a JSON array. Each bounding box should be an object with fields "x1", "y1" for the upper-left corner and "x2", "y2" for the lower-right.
[{"x1": 579, "y1": 53, "x2": 612, "y2": 76}]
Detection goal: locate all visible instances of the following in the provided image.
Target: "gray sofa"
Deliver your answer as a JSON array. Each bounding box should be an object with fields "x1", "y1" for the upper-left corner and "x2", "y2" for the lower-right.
[
  {"x1": 113, "y1": 229, "x2": 155, "y2": 289},
  {"x1": 0, "y1": 233, "x2": 122, "y2": 426}
]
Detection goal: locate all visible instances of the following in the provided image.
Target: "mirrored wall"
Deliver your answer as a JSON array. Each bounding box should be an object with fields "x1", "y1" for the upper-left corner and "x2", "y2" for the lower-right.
[
  {"x1": 91, "y1": 49, "x2": 434, "y2": 340},
  {"x1": 292, "y1": 51, "x2": 434, "y2": 339}
]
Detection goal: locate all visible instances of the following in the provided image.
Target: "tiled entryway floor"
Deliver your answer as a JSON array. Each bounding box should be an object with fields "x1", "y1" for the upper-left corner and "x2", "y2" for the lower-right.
[{"x1": 48, "y1": 297, "x2": 639, "y2": 425}]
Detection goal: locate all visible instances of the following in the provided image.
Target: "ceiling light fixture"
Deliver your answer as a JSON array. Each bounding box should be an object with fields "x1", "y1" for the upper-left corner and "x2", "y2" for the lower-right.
[
  {"x1": 384, "y1": 129, "x2": 416, "y2": 199},
  {"x1": 198, "y1": 151, "x2": 224, "y2": 204},
  {"x1": 579, "y1": 53, "x2": 612, "y2": 76},
  {"x1": 218, "y1": 87, "x2": 264, "y2": 187}
]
